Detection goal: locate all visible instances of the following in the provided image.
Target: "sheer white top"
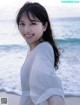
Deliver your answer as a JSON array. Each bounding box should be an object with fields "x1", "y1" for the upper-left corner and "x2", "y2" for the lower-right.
[{"x1": 20, "y1": 42, "x2": 64, "y2": 105}]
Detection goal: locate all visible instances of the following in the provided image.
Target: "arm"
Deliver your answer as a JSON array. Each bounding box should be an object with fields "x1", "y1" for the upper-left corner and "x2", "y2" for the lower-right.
[
  {"x1": 48, "y1": 96, "x2": 65, "y2": 105},
  {"x1": 30, "y1": 42, "x2": 65, "y2": 105}
]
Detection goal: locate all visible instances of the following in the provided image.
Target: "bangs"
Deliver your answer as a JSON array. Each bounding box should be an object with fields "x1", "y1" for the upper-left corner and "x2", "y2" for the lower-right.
[
  {"x1": 21, "y1": 10, "x2": 39, "y2": 22},
  {"x1": 27, "y1": 11, "x2": 38, "y2": 21}
]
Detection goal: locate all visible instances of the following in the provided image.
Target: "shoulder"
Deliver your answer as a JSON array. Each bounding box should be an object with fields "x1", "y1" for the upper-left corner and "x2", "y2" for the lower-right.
[
  {"x1": 38, "y1": 41, "x2": 52, "y2": 49},
  {"x1": 32, "y1": 41, "x2": 54, "y2": 61},
  {"x1": 36, "y1": 41, "x2": 54, "y2": 54}
]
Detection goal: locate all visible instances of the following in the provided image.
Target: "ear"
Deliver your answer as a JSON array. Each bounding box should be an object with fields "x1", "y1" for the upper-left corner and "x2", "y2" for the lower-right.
[{"x1": 43, "y1": 22, "x2": 48, "y2": 32}]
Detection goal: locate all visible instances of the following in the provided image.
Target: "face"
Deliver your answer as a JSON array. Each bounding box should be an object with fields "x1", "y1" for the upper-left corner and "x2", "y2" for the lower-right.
[{"x1": 18, "y1": 13, "x2": 47, "y2": 50}]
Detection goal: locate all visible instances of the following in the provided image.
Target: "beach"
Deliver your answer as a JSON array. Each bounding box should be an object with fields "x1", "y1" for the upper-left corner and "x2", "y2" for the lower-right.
[
  {"x1": 0, "y1": 18, "x2": 80, "y2": 105},
  {"x1": 0, "y1": 91, "x2": 20, "y2": 105},
  {"x1": 0, "y1": 18, "x2": 80, "y2": 96},
  {"x1": 0, "y1": 91, "x2": 80, "y2": 105}
]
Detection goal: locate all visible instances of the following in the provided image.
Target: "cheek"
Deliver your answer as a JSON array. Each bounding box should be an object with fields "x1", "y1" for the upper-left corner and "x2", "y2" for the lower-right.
[
  {"x1": 18, "y1": 28, "x2": 25, "y2": 38},
  {"x1": 33, "y1": 26, "x2": 44, "y2": 36},
  {"x1": 18, "y1": 27, "x2": 23, "y2": 34},
  {"x1": 37, "y1": 28, "x2": 44, "y2": 36}
]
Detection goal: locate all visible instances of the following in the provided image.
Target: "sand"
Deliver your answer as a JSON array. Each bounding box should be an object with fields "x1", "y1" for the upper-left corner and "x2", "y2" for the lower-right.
[
  {"x1": 0, "y1": 91, "x2": 80, "y2": 105},
  {"x1": 0, "y1": 91, "x2": 20, "y2": 105}
]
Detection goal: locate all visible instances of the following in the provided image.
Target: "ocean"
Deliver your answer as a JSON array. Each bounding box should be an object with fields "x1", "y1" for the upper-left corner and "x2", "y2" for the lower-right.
[{"x1": 0, "y1": 17, "x2": 80, "y2": 96}]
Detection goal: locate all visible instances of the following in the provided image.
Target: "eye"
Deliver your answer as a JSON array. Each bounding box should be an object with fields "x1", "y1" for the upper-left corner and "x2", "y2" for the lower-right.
[
  {"x1": 30, "y1": 22, "x2": 36, "y2": 25},
  {"x1": 19, "y1": 22, "x2": 25, "y2": 26}
]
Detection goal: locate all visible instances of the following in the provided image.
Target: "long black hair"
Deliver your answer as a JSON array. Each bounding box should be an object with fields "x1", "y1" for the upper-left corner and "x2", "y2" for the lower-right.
[{"x1": 16, "y1": 2, "x2": 60, "y2": 70}]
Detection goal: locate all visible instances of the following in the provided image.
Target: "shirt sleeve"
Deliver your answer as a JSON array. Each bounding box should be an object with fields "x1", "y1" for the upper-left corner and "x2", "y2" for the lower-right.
[{"x1": 29, "y1": 42, "x2": 64, "y2": 105}]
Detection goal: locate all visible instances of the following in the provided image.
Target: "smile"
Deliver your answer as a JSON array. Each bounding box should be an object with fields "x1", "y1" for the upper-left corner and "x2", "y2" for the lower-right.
[{"x1": 26, "y1": 34, "x2": 34, "y2": 38}]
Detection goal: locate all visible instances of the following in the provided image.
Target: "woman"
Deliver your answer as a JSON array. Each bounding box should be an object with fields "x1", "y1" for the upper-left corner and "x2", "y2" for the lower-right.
[{"x1": 16, "y1": 2, "x2": 65, "y2": 105}]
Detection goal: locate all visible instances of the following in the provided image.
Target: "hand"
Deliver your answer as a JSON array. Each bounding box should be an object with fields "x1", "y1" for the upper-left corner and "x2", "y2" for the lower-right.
[{"x1": 47, "y1": 96, "x2": 65, "y2": 105}]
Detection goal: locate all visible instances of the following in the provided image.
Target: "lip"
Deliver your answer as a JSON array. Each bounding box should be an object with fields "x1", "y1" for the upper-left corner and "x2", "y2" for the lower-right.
[
  {"x1": 27, "y1": 35, "x2": 32, "y2": 37},
  {"x1": 26, "y1": 34, "x2": 34, "y2": 38}
]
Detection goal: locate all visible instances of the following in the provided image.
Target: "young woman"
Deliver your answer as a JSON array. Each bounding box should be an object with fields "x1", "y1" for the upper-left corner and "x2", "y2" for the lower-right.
[{"x1": 16, "y1": 2, "x2": 65, "y2": 105}]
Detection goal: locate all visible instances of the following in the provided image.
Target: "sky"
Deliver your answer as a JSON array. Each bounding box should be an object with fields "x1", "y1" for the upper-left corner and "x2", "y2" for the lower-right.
[{"x1": 0, "y1": 0, "x2": 80, "y2": 20}]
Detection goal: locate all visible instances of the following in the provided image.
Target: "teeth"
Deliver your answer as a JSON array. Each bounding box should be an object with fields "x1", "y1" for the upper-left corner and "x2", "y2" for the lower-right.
[{"x1": 26, "y1": 35, "x2": 33, "y2": 38}]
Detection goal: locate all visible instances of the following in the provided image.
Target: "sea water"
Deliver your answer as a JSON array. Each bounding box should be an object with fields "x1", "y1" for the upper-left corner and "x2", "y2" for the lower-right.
[{"x1": 0, "y1": 17, "x2": 80, "y2": 96}]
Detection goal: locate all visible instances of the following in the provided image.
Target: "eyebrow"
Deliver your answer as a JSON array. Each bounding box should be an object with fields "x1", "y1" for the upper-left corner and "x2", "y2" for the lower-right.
[
  {"x1": 30, "y1": 19, "x2": 40, "y2": 22},
  {"x1": 19, "y1": 20, "x2": 40, "y2": 23},
  {"x1": 19, "y1": 20, "x2": 24, "y2": 22}
]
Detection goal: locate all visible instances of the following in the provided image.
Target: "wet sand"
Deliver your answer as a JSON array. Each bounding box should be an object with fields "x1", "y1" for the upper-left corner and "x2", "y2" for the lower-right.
[{"x1": 0, "y1": 91, "x2": 80, "y2": 105}]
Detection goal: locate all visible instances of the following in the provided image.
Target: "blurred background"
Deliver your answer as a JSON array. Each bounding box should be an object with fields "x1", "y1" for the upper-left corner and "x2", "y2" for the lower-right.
[{"x1": 0, "y1": 0, "x2": 80, "y2": 96}]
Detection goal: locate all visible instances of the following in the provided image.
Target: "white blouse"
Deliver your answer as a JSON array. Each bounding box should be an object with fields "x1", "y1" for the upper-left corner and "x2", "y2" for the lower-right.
[{"x1": 20, "y1": 42, "x2": 64, "y2": 105}]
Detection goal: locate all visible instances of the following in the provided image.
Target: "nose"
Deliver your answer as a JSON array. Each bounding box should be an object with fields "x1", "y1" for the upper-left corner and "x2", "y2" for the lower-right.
[{"x1": 24, "y1": 25, "x2": 30, "y2": 34}]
